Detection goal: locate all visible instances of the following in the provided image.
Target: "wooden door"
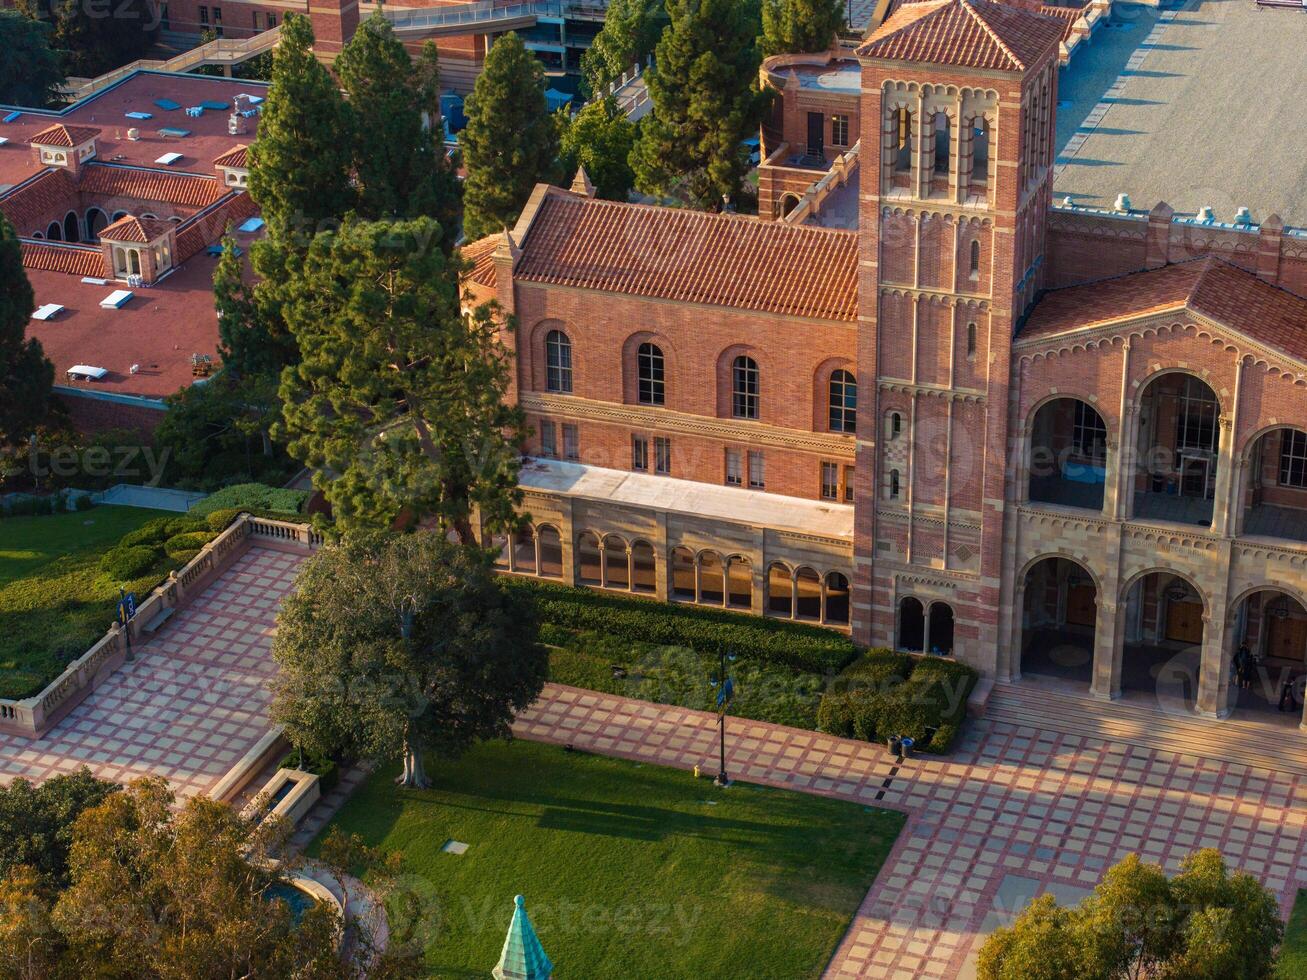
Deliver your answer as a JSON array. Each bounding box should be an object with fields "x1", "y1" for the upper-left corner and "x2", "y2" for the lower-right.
[
  {"x1": 1267, "y1": 616, "x2": 1307, "y2": 663},
  {"x1": 1066, "y1": 584, "x2": 1097, "y2": 627},
  {"x1": 1166, "y1": 599, "x2": 1204, "y2": 644}
]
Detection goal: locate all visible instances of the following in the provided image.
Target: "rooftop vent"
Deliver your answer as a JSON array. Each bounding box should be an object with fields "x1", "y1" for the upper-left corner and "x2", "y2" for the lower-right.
[
  {"x1": 31, "y1": 303, "x2": 64, "y2": 321},
  {"x1": 66, "y1": 365, "x2": 108, "y2": 382},
  {"x1": 1234, "y1": 207, "x2": 1252, "y2": 226},
  {"x1": 126, "y1": 128, "x2": 140, "y2": 141},
  {"x1": 154, "y1": 151, "x2": 183, "y2": 166},
  {"x1": 1196, "y1": 206, "x2": 1215, "y2": 223},
  {"x1": 100, "y1": 289, "x2": 133, "y2": 309},
  {"x1": 1114, "y1": 193, "x2": 1131, "y2": 212}
]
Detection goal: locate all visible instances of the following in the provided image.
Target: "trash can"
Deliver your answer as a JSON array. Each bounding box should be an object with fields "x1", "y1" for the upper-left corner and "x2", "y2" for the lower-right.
[
  {"x1": 887, "y1": 735, "x2": 902, "y2": 757},
  {"x1": 900, "y1": 736, "x2": 915, "y2": 759}
]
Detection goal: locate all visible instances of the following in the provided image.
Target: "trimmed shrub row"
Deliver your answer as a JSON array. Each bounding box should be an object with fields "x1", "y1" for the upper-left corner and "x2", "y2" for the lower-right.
[
  {"x1": 816, "y1": 649, "x2": 977, "y2": 754},
  {"x1": 504, "y1": 577, "x2": 858, "y2": 675},
  {"x1": 190, "y1": 483, "x2": 308, "y2": 518},
  {"x1": 98, "y1": 516, "x2": 219, "y2": 583}
]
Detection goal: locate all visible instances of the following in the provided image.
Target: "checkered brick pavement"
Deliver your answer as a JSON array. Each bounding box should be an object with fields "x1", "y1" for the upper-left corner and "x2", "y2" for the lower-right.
[
  {"x1": 0, "y1": 547, "x2": 302, "y2": 803},
  {"x1": 513, "y1": 684, "x2": 1307, "y2": 979}
]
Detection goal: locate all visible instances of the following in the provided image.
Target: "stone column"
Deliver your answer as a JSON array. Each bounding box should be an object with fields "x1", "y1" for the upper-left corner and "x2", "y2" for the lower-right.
[
  {"x1": 1196, "y1": 549, "x2": 1233, "y2": 717},
  {"x1": 598, "y1": 538, "x2": 608, "y2": 587},
  {"x1": 558, "y1": 500, "x2": 576, "y2": 587},
  {"x1": 789, "y1": 571, "x2": 799, "y2": 621},
  {"x1": 1211, "y1": 415, "x2": 1237, "y2": 537},
  {"x1": 1090, "y1": 600, "x2": 1122, "y2": 699},
  {"x1": 693, "y1": 556, "x2": 703, "y2": 605},
  {"x1": 626, "y1": 545, "x2": 634, "y2": 593},
  {"x1": 751, "y1": 529, "x2": 767, "y2": 617},
  {"x1": 654, "y1": 512, "x2": 670, "y2": 601},
  {"x1": 506, "y1": 531, "x2": 518, "y2": 573}
]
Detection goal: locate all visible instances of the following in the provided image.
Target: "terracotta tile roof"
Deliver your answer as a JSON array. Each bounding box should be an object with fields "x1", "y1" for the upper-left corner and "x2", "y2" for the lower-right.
[
  {"x1": 514, "y1": 189, "x2": 859, "y2": 321},
  {"x1": 79, "y1": 164, "x2": 227, "y2": 209},
  {"x1": 20, "y1": 240, "x2": 106, "y2": 278},
  {"x1": 213, "y1": 145, "x2": 249, "y2": 169},
  {"x1": 857, "y1": 0, "x2": 1065, "y2": 72},
  {"x1": 462, "y1": 234, "x2": 501, "y2": 289},
  {"x1": 1020, "y1": 258, "x2": 1307, "y2": 362},
  {"x1": 29, "y1": 123, "x2": 101, "y2": 147},
  {"x1": 100, "y1": 214, "x2": 173, "y2": 243},
  {"x1": 1038, "y1": 3, "x2": 1085, "y2": 43},
  {"x1": 0, "y1": 169, "x2": 79, "y2": 234},
  {"x1": 174, "y1": 191, "x2": 258, "y2": 263}
]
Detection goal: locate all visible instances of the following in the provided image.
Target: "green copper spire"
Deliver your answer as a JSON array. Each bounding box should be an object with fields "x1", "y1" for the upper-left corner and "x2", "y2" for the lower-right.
[{"x1": 492, "y1": 895, "x2": 553, "y2": 980}]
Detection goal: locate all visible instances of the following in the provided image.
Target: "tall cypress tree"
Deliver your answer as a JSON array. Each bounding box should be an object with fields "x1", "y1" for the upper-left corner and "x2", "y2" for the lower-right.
[
  {"x1": 335, "y1": 15, "x2": 459, "y2": 235},
  {"x1": 461, "y1": 32, "x2": 560, "y2": 241},
  {"x1": 0, "y1": 216, "x2": 53, "y2": 446},
  {"x1": 761, "y1": 0, "x2": 844, "y2": 56},
  {"x1": 631, "y1": 0, "x2": 768, "y2": 208},
  {"x1": 247, "y1": 14, "x2": 355, "y2": 244}
]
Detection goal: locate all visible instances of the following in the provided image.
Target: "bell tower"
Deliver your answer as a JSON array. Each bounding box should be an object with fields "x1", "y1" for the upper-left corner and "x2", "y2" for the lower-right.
[{"x1": 850, "y1": 0, "x2": 1064, "y2": 670}]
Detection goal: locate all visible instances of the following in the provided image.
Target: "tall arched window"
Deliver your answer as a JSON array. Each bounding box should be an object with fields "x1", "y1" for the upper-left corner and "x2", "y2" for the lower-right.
[
  {"x1": 732, "y1": 355, "x2": 759, "y2": 420},
  {"x1": 969, "y1": 239, "x2": 980, "y2": 278},
  {"x1": 894, "y1": 108, "x2": 912, "y2": 172},
  {"x1": 828, "y1": 369, "x2": 857, "y2": 433},
  {"x1": 966, "y1": 322, "x2": 977, "y2": 357},
  {"x1": 933, "y1": 113, "x2": 950, "y2": 175},
  {"x1": 545, "y1": 329, "x2": 572, "y2": 393},
  {"x1": 637, "y1": 342, "x2": 665, "y2": 405},
  {"x1": 889, "y1": 468, "x2": 901, "y2": 499},
  {"x1": 47, "y1": 221, "x2": 62, "y2": 242}
]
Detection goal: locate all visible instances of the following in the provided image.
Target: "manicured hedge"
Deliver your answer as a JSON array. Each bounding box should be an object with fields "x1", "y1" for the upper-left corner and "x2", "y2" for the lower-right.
[
  {"x1": 98, "y1": 545, "x2": 157, "y2": 580},
  {"x1": 164, "y1": 531, "x2": 216, "y2": 560},
  {"x1": 504, "y1": 577, "x2": 858, "y2": 675},
  {"x1": 816, "y1": 649, "x2": 977, "y2": 754},
  {"x1": 190, "y1": 483, "x2": 307, "y2": 518}
]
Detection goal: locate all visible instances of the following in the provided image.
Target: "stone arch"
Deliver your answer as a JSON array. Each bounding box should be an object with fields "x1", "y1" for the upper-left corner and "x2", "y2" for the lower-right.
[
  {"x1": 671, "y1": 546, "x2": 696, "y2": 600},
  {"x1": 62, "y1": 211, "x2": 80, "y2": 242},
  {"x1": 630, "y1": 539, "x2": 656, "y2": 593},
  {"x1": 767, "y1": 561, "x2": 793, "y2": 617},
  {"x1": 698, "y1": 549, "x2": 727, "y2": 605},
  {"x1": 794, "y1": 565, "x2": 821, "y2": 621},
  {"x1": 576, "y1": 530, "x2": 602, "y2": 585},
  {"x1": 825, "y1": 571, "x2": 851, "y2": 625},
  {"x1": 898, "y1": 596, "x2": 925, "y2": 651},
  {"x1": 726, "y1": 555, "x2": 752, "y2": 609},
  {"x1": 779, "y1": 193, "x2": 800, "y2": 218},
  {"x1": 1016, "y1": 554, "x2": 1100, "y2": 686},
  {"x1": 1234, "y1": 422, "x2": 1307, "y2": 541},
  {"x1": 526, "y1": 318, "x2": 571, "y2": 393},
  {"x1": 85, "y1": 207, "x2": 108, "y2": 241},
  {"x1": 1025, "y1": 394, "x2": 1110, "y2": 511},
  {"x1": 1118, "y1": 566, "x2": 1208, "y2": 611},
  {"x1": 536, "y1": 524, "x2": 563, "y2": 577},
  {"x1": 602, "y1": 533, "x2": 630, "y2": 590}
]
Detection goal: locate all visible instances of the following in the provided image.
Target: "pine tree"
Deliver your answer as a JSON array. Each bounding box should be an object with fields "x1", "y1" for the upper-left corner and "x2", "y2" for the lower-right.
[
  {"x1": 277, "y1": 216, "x2": 527, "y2": 541},
  {"x1": 0, "y1": 215, "x2": 53, "y2": 447},
  {"x1": 558, "y1": 98, "x2": 638, "y2": 201},
  {"x1": 580, "y1": 0, "x2": 668, "y2": 97},
  {"x1": 214, "y1": 237, "x2": 298, "y2": 378},
  {"x1": 247, "y1": 14, "x2": 355, "y2": 244},
  {"x1": 461, "y1": 33, "x2": 560, "y2": 241},
  {"x1": 0, "y1": 11, "x2": 64, "y2": 108},
  {"x1": 631, "y1": 0, "x2": 768, "y2": 208},
  {"x1": 335, "y1": 15, "x2": 460, "y2": 234},
  {"x1": 761, "y1": 0, "x2": 843, "y2": 56}
]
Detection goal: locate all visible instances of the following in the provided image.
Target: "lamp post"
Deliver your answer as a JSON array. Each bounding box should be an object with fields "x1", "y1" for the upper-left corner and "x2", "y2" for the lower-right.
[{"x1": 709, "y1": 650, "x2": 737, "y2": 787}]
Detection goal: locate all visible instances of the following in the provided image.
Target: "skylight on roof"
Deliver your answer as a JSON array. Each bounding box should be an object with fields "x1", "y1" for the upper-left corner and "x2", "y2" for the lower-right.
[
  {"x1": 155, "y1": 152, "x2": 183, "y2": 166},
  {"x1": 0, "y1": 138, "x2": 7, "y2": 146},
  {"x1": 2, "y1": 112, "x2": 19, "y2": 124},
  {"x1": 66, "y1": 365, "x2": 108, "y2": 381},
  {"x1": 32, "y1": 303, "x2": 64, "y2": 321},
  {"x1": 126, "y1": 111, "x2": 153, "y2": 120},
  {"x1": 100, "y1": 290, "x2": 133, "y2": 309},
  {"x1": 237, "y1": 217, "x2": 264, "y2": 233}
]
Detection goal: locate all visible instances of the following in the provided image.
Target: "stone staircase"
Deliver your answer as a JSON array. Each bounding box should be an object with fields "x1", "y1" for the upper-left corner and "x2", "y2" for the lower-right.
[{"x1": 987, "y1": 679, "x2": 1307, "y2": 777}]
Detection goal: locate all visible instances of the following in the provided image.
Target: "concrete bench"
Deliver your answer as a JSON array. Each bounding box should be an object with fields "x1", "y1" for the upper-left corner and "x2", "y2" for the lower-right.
[{"x1": 142, "y1": 607, "x2": 175, "y2": 634}]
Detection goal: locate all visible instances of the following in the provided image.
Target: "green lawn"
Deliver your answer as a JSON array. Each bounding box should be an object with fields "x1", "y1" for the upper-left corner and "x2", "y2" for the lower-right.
[
  {"x1": 0, "y1": 506, "x2": 170, "y2": 698},
  {"x1": 315, "y1": 740, "x2": 904, "y2": 979},
  {"x1": 1278, "y1": 889, "x2": 1307, "y2": 979}
]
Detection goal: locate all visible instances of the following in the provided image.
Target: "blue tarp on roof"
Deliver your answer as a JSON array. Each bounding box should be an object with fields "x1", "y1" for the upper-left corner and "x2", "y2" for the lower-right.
[
  {"x1": 159, "y1": 127, "x2": 191, "y2": 137},
  {"x1": 154, "y1": 99, "x2": 181, "y2": 111},
  {"x1": 201, "y1": 100, "x2": 229, "y2": 111},
  {"x1": 544, "y1": 88, "x2": 572, "y2": 112},
  {"x1": 2, "y1": 112, "x2": 20, "y2": 123}
]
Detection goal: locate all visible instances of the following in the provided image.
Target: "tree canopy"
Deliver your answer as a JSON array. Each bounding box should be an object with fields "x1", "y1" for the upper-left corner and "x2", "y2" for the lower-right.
[
  {"x1": 247, "y1": 14, "x2": 355, "y2": 243},
  {"x1": 271, "y1": 531, "x2": 547, "y2": 787},
  {"x1": 978, "y1": 849, "x2": 1284, "y2": 980},
  {"x1": 14, "y1": 0, "x2": 157, "y2": 77},
  {"x1": 0, "y1": 769, "x2": 116, "y2": 893},
  {"x1": 760, "y1": 0, "x2": 844, "y2": 56},
  {"x1": 580, "y1": 0, "x2": 668, "y2": 96},
  {"x1": 277, "y1": 216, "x2": 526, "y2": 541},
  {"x1": 461, "y1": 32, "x2": 560, "y2": 240},
  {"x1": 336, "y1": 16, "x2": 460, "y2": 232},
  {"x1": 0, "y1": 215, "x2": 53, "y2": 447},
  {"x1": 631, "y1": 0, "x2": 768, "y2": 208},
  {"x1": 0, "y1": 11, "x2": 64, "y2": 108},
  {"x1": 557, "y1": 97, "x2": 639, "y2": 201}
]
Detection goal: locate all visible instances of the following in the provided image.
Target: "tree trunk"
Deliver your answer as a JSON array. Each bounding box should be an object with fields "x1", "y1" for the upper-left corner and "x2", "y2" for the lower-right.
[{"x1": 395, "y1": 738, "x2": 432, "y2": 789}]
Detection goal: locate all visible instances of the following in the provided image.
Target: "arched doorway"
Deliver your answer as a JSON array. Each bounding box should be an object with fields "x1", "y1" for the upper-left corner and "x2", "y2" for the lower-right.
[
  {"x1": 631, "y1": 540, "x2": 656, "y2": 593},
  {"x1": 795, "y1": 567, "x2": 821, "y2": 621},
  {"x1": 824, "y1": 572, "x2": 850, "y2": 625},
  {"x1": 671, "y1": 547, "x2": 696, "y2": 600},
  {"x1": 537, "y1": 526, "x2": 562, "y2": 577},
  {"x1": 1132, "y1": 373, "x2": 1220, "y2": 527},
  {"x1": 46, "y1": 221, "x2": 62, "y2": 241},
  {"x1": 63, "y1": 211, "x2": 80, "y2": 243},
  {"x1": 898, "y1": 597, "x2": 925, "y2": 651},
  {"x1": 1120, "y1": 571, "x2": 1205, "y2": 708},
  {"x1": 603, "y1": 535, "x2": 629, "y2": 590},
  {"x1": 928, "y1": 603, "x2": 954, "y2": 655},
  {"x1": 767, "y1": 562, "x2": 793, "y2": 617},
  {"x1": 85, "y1": 207, "x2": 108, "y2": 241},
  {"x1": 1027, "y1": 397, "x2": 1107, "y2": 511},
  {"x1": 780, "y1": 194, "x2": 799, "y2": 218},
  {"x1": 1019, "y1": 556, "x2": 1097, "y2": 687},
  {"x1": 1228, "y1": 589, "x2": 1307, "y2": 719},
  {"x1": 512, "y1": 525, "x2": 537, "y2": 574},
  {"x1": 726, "y1": 557, "x2": 751, "y2": 609},
  {"x1": 576, "y1": 532, "x2": 601, "y2": 585},
  {"x1": 699, "y1": 552, "x2": 725, "y2": 605},
  {"x1": 1237, "y1": 426, "x2": 1307, "y2": 544}
]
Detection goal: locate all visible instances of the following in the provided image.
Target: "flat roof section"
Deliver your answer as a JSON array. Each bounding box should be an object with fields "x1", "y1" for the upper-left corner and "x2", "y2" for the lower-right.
[
  {"x1": 518, "y1": 457, "x2": 855, "y2": 541},
  {"x1": 1053, "y1": 0, "x2": 1307, "y2": 227}
]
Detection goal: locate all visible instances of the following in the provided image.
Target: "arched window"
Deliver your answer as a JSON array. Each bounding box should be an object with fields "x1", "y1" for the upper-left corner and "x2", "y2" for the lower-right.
[
  {"x1": 825, "y1": 572, "x2": 850, "y2": 625},
  {"x1": 969, "y1": 240, "x2": 980, "y2": 278},
  {"x1": 933, "y1": 113, "x2": 950, "y2": 175},
  {"x1": 929, "y1": 602, "x2": 955, "y2": 655},
  {"x1": 898, "y1": 597, "x2": 925, "y2": 651},
  {"x1": 631, "y1": 541, "x2": 656, "y2": 593},
  {"x1": 603, "y1": 536, "x2": 629, "y2": 590},
  {"x1": 672, "y1": 547, "x2": 696, "y2": 600},
  {"x1": 894, "y1": 108, "x2": 912, "y2": 172},
  {"x1": 637, "y1": 342, "x2": 665, "y2": 405},
  {"x1": 85, "y1": 208, "x2": 108, "y2": 241},
  {"x1": 47, "y1": 221, "x2": 62, "y2": 241},
  {"x1": 537, "y1": 526, "x2": 563, "y2": 577},
  {"x1": 576, "y1": 531, "x2": 601, "y2": 584},
  {"x1": 888, "y1": 412, "x2": 903, "y2": 439},
  {"x1": 767, "y1": 562, "x2": 793, "y2": 617},
  {"x1": 63, "y1": 211, "x2": 80, "y2": 243},
  {"x1": 732, "y1": 355, "x2": 759, "y2": 420},
  {"x1": 545, "y1": 329, "x2": 572, "y2": 393},
  {"x1": 31, "y1": 231, "x2": 43, "y2": 240},
  {"x1": 727, "y1": 556, "x2": 751, "y2": 608},
  {"x1": 129, "y1": 250, "x2": 141, "y2": 275},
  {"x1": 966, "y1": 322, "x2": 977, "y2": 358},
  {"x1": 971, "y1": 117, "x2": 989, "y2": 181},
  {"x1": 780, "y1": 193, "x2": 800, "y2": 217},
  {"x1": 512, "y1": 525, "x2": 537, "y2": 574},
  {"x1": 828, "y1": 369, "x2": 856, "y2": 433},
  {"x1": 889, "y1": 468, "x2": 901, "y2": 499}
]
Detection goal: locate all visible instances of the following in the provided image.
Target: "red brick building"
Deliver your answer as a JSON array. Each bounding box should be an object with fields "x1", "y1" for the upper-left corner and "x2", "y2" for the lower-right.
[{"x1": 467, "y1": 0, "x2": 1307, "y2": 726}]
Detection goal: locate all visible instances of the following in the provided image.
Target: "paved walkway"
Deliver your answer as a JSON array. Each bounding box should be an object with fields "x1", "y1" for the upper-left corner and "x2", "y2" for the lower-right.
[
  {"x1": 514, "y1": 684, "x2": 1307, "y2": 979},
  {"x1": 0, "y1": 546, "x2": 300, "y2": 802}
]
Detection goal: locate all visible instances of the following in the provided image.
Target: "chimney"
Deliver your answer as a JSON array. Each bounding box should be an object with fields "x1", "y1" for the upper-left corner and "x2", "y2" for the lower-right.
[{"x1": 309, "y1": 0, "x2": 360, "y2": 60}]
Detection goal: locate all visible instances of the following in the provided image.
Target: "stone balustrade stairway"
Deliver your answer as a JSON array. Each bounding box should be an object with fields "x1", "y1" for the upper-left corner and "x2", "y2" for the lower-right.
[{"x1": 987, "y1": 680, "x2": 1307, "y2": 777}]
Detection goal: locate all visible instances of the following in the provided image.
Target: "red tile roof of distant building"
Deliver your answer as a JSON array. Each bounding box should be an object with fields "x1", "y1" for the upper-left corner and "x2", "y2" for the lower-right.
[
  {"x1": 514, "y1": 188, "x2": 859, "y2": 321},
  {"x1": 462, "y1": 234, "x2": 500, "y2": 289},
  {"x1": 1020, "y1": 258, "x2": 1307, "y2": 362},
  {"x1": 212, "y1": 145, "x2": 249, "y2": 168},
  {"x1": 20, "y1": 240, "x2": 105, "y2": 278},
  {"x1": 0, "y1": 169, "x2": 80, "y2": 233},
  {"x1": 100, "y1": 214, "x2": 173, "y2": 243},
  {"x1": 858, "y1": 0, "x2": 1065, "y2": 72},
  {"x1": 29, "y1": 123, "x2": 102, "y2": 147},
  {"x1": 78, "y1": 164, "x2": 226, "y2": 208}
]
